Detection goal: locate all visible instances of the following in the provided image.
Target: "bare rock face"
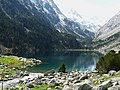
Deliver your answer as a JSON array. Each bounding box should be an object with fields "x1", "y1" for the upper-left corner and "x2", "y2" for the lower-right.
[{"x1": 94, "y1": 11, "x2": 120, "y2": 51}]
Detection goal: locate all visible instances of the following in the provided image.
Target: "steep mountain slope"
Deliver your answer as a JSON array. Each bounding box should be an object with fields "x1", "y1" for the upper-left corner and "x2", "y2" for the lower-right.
[
  {"x1": 25, "y1": 0, "x2": 96, "y2": 40},
  {"x1": 96, "y1": 12, "x2": 120, "y2": 40},
  {"x1": 0, "y1": 0, "x2": 80, "y2": 56},
  {"x1": 67, "y1": 9, "x2": 101, "y2": 33},
  {"x1": 94, "y1": 12, "x2": 120, "y2": 52}
]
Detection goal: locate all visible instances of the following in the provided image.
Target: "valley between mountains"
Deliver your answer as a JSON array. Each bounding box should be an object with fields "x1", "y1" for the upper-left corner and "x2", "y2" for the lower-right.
[
  {"x1": 0, "y1": 0, "x2": 120, "y2": 90},
  {"x1": 0, "y1": 0, "x2": 119, "y2": 56}
]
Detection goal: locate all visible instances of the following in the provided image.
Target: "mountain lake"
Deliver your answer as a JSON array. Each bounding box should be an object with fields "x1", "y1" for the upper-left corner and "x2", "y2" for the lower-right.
[{"x1": 26, "y1": 51, "x2": 103, "y2": 73}]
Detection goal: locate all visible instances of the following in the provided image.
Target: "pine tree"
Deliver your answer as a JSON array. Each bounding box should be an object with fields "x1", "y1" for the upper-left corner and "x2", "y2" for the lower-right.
[{"x1": 58, "y1": 63, "x2": 66, "y2": 73}]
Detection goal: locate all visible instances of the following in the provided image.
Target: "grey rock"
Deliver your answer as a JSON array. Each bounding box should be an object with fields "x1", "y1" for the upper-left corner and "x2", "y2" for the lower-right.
[
  {"x1": 112, "y1": 81, "x2": 119, "y2": 86},
  {"x1": 108, "y1": 70, "x2": 116, "y2": 76},
  {"x1": 64, "y1": 78, "x2": 73, "y2": 85},
  {"x1": 47, "y1": 88, "x2": 52, "y2": 90},
  {"x1": 73, "y1": 82, "x2": 92, "y2": 90},
  {"x1": 27, "y1": 83, "x2": 34, "y2": 88},
  {"x1": 92, "y1": 86, "x2": 104, "y2": 90},
  {"x1": 62, "y1": 85, "x2": 71, "y2": 90},
  {"x1": 108, "y1": 86, "x2": 120, "y2": 90},
  {"x1": 73, "y1": 80, "x2": 81, "y2": 84},
  {"x1": 19, "y1": 87, "x2": 24, "y2": 90},
  {"x1": 44, "y1": 69, "x2": 55, "y2": 76},
  {"x1": 80, "y1": 75, "x2": 88, "y2": 80},
  {"x1": 48, "y1": 76, "x2": 54, "y2": 79},
  {"x1": 64, "y1": 80, "x2": 69, "y2": 85},
  {"x1": 94, "y1": 80, "x2": 113, "y2": 90},
  {"x1": 55, "y1": 86, "x2": 62, "y2": 90},
  {"x1": 49, "y1": 79, "x2": 57, "y2": 87},
  {"x1": 19, "y1": 80, "x2": 24, "y2": 84},
  {"x1": 24, "y1": 87, "x2": 30, "y2": 90},
  {"x1": 35, "y1": 79, "x2": 43, "y2": 85}
]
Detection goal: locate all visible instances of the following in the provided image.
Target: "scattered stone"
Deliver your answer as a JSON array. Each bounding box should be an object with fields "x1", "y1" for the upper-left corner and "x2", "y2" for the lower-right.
[
  {"x1": 62, "y1": 85, "x2": 71, "y2": 90},
  {"x1": 19, "y1": 80, "x2": 24, "y2": 84},
  {"x1": 55, "y1": 86, "x2": 62, "y2": 90},
  {"x1": 2, "y1": 68, "x2": 120, "y2": 90},
  {"x1": 19, "y1": 87, "x2": 24, "y2": 90},
  {"x1": 47, "y1": 88, "x2": 52, "y2": 90},
  {"x1": 73, "y1": 80, "x2": 81, "y2": 84},
  {"x1": 73, "y1": 82, "x2": 93, "y2": 90},
  {"x1": 44, "y1": 69, "x2": 55, "y2": 76},
  {"x1": 35, "y1": 79, "x2": 43, "y2": 85},
  {"x1": 49, "y1": 79, "x2": 57, "y2": 87},
  {"x1": 108, "y1": 70, "x2": 116, "y2": 76},
  {"x1": 97, "y1": 80, "x2": 113, "y2": 90},
  {"x1": 27, "y1": 83, "x2": 34, "y2": 88},
  {"x1": 108, "y1": 85, "x2": 120, "y2": 90},
  {"x1": 80, "y1": 74, "x2": 88, "y2": 80},
  {"x1": 24, "y1": 87, "x2": 30, "y2": 90}
]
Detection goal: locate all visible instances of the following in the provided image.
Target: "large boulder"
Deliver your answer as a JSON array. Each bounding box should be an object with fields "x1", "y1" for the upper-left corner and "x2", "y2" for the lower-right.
[
  {"x1": 47, "y1": 88, "x2": 52, "y2": 90},
  {"x1": 27, "y1": 83, "x2": 34, "y2": 88},
  {"x1": 48, "y1": 79, "x2": 57, "y2": 87},
  {"x1": 24, "y1": 87, "x2": 30, "y2": 90},
  {"x1": 108, "y1": 70, "x2": 116, "y2": 76},
  {"x1": 44, "y1": 69, "x2": 55, "y2": 76},
  {"x1": 72, "y1": 82, "x2": 92, "y2": 90},
  {"x1": 64, "y1": 78, "x2": 73, "y2": 85},
  {"x1": 108, "y1": 86, "x2": 120, "y2": 90},
  {"x1": 93, "y1": 80, "x2": 113, "y2": 90},
  {"x1": 111, "y1": 77, "x2": 120, "y2": 85},
  {"x1": 62, "y1": 85, "x2": 71, "y2": 90},
  {"x1": 19, "y1": 80, "x2": 24, "y2": 84},
  {"x1": 55, "y1": 86, "x2": 62, "y2": 90},
  {"x1": 35, "y1": 79, "x2": 43, "y2": 85},
  {"x1": 80, "y1": 75, "x2": 88, "y2": 80}
]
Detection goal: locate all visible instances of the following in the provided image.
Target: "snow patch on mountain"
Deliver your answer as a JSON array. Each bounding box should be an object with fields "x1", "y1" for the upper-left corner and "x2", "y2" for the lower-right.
[
  {"x1": 18, "y1": 0, "x2": 97, "y2": 39},
  {"x1": 66, "y1": 9, "x2": 101, "y2": 33}
]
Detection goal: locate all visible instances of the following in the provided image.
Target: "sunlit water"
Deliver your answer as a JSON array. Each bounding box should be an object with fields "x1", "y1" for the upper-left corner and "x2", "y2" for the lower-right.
[{"x1": 26, "y1": 51, "x2": 103, "y2": 72}]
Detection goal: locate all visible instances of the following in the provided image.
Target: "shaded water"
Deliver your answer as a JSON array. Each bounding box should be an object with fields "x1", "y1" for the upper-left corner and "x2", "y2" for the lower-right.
[{"x1": 27, "y1": 51, "x2": 103, "y2": 72}]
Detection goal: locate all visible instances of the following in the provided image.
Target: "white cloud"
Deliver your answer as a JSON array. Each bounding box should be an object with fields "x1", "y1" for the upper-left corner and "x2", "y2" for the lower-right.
[{"x1": 54, "y1": 0, "x2": 120, "y2": 24}]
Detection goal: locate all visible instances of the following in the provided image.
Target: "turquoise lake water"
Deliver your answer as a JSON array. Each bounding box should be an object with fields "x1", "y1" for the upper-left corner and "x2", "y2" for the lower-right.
[{"x1": 27, "y1": 51, "x2": 103, "y2": 72}]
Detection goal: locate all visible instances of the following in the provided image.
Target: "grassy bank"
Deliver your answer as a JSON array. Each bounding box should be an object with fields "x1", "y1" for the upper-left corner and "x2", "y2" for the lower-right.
[
  {"x1": 0, "y1": 55, "x2": 33, "y2": 67},
  {"x1": 0, "y1": 55, "x2": 41, "y2": 82}
]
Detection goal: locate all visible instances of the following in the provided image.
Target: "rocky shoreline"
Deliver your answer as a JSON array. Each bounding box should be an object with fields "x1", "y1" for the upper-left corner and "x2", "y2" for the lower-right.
[
  {"x1": 1, "y1": 54, "x2": 120, "y2": 90},
  {"x1": 1, "y1": 70, "x2": 120, "y2": 90}
]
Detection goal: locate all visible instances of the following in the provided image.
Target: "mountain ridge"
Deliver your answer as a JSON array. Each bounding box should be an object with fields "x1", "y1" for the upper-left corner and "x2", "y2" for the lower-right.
[
  {"x1": 94, "y1": 11, "x2": 120, "y2": 52},
  {"x1": 0, "y1": 0, "x2": 80, "y2": 56}
]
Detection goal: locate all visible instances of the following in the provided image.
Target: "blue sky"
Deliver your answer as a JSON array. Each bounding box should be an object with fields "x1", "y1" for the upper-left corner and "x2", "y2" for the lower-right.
[{"x1": 54, "y1": 0, "x2": 120, "y2": 24}]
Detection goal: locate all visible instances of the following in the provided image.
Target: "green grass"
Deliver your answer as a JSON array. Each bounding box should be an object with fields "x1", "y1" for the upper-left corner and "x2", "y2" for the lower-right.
[
  {"x1": 16, "y1": 84, "x2": 56, "y2": 90},
  {"x1": 0, "y1": 55, "x2": 34, "y2": 81},
  {"x1": 31, "y1": 84, "x2": 63, "y2": 90},
  {"x1": 31, "y1": 84, "x2": 49, "y2": 90},
  {"x1": 115, "y1": 71, "x2": 120, "y2": 77},
  {"x1": 0, "y1": 67, "x2": 16, "y2": 80},
  {"x1": 0, "y1": 56, "x2": 19, "y2": 67},
  {"x1": 0, "y1": 55, "x2": 33, "y2": 67},
  {"x1": 90, "y1": 75, "x2": 112, "y2": 86}
]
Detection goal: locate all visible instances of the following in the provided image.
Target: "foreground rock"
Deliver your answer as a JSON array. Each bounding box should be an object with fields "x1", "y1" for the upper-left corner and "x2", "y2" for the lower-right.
[{"x1": 1, "y1": 70, "x2": 120, "y2": 90}]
